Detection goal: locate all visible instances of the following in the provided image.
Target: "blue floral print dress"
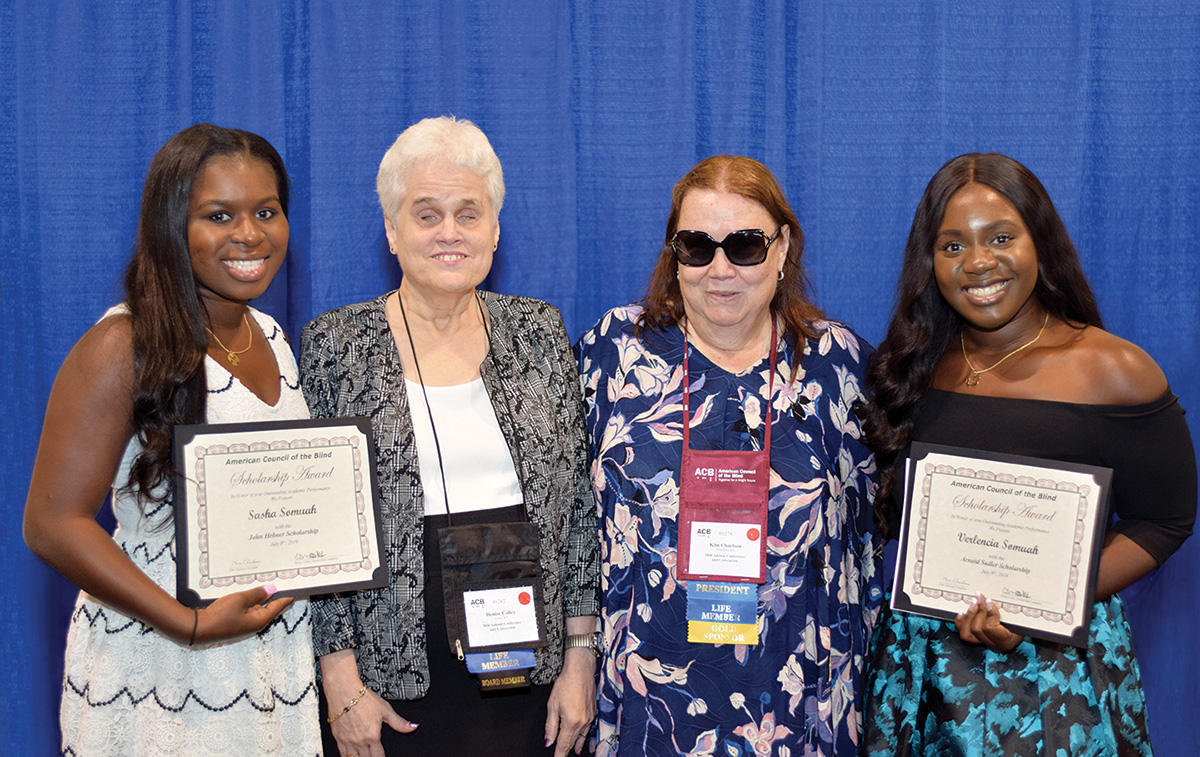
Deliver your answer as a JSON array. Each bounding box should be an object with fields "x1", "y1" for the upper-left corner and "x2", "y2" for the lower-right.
[{"x1": 576, "y1": 306, "x2": 883, "y2": 757}]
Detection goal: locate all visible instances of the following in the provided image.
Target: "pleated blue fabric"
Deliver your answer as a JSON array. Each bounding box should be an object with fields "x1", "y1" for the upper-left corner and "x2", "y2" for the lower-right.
[{"x1": 2, "y1": 2, "x2": 1197, "y2": 754}]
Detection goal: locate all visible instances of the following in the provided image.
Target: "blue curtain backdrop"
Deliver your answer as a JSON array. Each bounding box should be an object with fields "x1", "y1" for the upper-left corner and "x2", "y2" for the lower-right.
[{"x1": 3, "y1": 1, "x2": 1197, "y2": 753}]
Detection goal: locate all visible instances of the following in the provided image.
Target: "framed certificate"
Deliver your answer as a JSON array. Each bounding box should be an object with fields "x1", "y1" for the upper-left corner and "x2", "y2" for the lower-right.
[
  {"x1": 891, "y1": 442, "x2": 1111, "y2": 647},
  {"x1": 173, "y1": 417, "x2": 387, "y2": 606}
]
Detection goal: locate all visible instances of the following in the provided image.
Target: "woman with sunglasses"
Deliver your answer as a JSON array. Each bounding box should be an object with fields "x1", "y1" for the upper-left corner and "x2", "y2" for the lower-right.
[{"x1": 576, "y1": 155, "x2": 881, "y2": 756}]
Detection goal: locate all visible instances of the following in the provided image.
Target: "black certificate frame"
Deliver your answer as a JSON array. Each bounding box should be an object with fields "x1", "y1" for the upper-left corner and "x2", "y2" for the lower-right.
[
  {"x1": 173, "y1": 416, "x2": 387, "y2": 607},
  {"x1": 892, "y1": 442, "x2": 1112, "y2": 647}
]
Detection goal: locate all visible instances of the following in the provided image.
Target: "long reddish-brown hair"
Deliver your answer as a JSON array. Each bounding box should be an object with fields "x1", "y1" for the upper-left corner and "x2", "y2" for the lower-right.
[{"x1": 639, "y1": 155, "x2": 823, "y2": 362}]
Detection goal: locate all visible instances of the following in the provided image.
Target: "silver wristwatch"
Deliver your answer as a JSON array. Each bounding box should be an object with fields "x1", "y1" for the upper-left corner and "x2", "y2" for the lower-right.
[{"x1": 565, "y1": 631, "x2": 603, "y2": 658}]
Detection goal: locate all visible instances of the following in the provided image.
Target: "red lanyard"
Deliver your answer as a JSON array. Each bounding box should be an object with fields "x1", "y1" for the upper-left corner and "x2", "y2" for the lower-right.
[
  {"x1": 676, "y1": 319, "x2": 777, "y2": 584},
  {"x1": 681, "y1": 319, "x2": 777, "y2": 456}
]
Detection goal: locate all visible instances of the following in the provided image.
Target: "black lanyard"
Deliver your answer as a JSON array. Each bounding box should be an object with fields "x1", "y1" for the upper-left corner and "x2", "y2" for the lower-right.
[{"x1": 395, "y1": 290, "x2": 527, "y2": 526}]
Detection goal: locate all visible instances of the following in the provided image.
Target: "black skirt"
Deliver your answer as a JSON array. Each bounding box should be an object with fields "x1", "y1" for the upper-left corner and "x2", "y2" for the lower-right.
[{"x1": 321, "y1": 505, "x2": 554, "y2": 756}]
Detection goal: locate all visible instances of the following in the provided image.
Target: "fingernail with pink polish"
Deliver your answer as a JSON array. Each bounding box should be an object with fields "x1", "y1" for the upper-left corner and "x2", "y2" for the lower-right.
[
  {"x1": 264, "y1": 583, "x2": 277, "y2": 596},
  {"x1": 545, "y1": 738, "x2": 553, "y2": 748}
]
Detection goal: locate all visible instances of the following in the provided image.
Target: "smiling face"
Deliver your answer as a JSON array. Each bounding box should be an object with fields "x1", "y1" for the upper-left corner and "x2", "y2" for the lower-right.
[
  {"x1": 676, "y1": 188, "x2": 788, "y2": 346},
  {"x1": 384, "y1": 158, "x2": 499, "y2": 301},
  {"x1": 934, "y1": 182, "x2": 1042, "y2": 334},
  {"x1": 187, "y1": 154, "x2": 288, "y2": 308}
]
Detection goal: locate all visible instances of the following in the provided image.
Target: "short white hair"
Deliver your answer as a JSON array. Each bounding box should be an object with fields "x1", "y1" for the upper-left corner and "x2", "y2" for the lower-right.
[{"x1": 376, "y1": 116, "x2": 505, "y2": 220}]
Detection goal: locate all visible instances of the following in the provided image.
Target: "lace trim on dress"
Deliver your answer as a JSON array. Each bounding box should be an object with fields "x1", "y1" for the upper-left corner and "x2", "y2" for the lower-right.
[
  {"x1": 208, "y1": 373, "x2": 235, "y2": 394},
  {"x1": 64, "y1": 676, "x2": 318, "y2": 713}
]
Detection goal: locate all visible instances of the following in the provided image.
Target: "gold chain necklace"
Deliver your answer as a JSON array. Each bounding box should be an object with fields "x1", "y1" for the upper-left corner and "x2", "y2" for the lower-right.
[
  {"x1": 960, "y1": 312, "x2": 1049, "y2": 387},
  {"x1": 206, "y1": 313, "x2": 253, "y2": 366}
]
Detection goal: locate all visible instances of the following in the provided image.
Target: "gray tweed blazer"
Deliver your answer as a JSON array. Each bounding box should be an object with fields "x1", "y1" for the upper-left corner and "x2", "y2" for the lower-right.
[{"x1": 299, "y1": 290, "x2": 600, "y2": 698}]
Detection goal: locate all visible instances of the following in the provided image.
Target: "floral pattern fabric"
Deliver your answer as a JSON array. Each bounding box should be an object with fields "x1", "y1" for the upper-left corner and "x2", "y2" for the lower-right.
[
  {"x1": 867, "y1": 597, "x2": 1151, "y2": 757},
  {"x1": 576, "y1": 306, "x2": 882, "y2": 757}
]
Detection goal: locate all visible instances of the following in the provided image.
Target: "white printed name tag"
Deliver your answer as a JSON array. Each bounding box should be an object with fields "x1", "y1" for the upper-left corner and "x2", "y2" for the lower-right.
[
  {"x1": 463, "y1": 585, "x2": 541, "y2": 647},
  {"x1": 687, "y1": 521, "x2": 763, "y2": 579}
]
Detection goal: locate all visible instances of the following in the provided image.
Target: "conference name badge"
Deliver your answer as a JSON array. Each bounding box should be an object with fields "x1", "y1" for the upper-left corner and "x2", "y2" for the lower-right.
[
  {"x1": 687, "y1": 521, "x2": 763, "y2": 579},
  {"x1": 463, "y1": 585, "x2": 541, "y2": 648},
  {"x1": 686, "y1": 581, "x2": 759, "y2": 645}
]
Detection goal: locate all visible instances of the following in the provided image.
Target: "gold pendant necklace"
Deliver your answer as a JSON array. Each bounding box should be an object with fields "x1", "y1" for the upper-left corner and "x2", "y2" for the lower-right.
[
  {"x1": 961, "y1": 312, "x2": 1049, "y2": 387},
  {"x1": 206, "y1": 313, "x2": 253, "y2": 366}
]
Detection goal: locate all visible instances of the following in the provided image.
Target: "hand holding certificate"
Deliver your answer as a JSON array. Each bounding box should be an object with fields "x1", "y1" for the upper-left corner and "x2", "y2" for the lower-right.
[
  {"x1": 891, "y1": 443, "x2": 1111, "y2": 647},
  {"x1": 174, "y1": 417, "x2": 387, "y2": 606}
]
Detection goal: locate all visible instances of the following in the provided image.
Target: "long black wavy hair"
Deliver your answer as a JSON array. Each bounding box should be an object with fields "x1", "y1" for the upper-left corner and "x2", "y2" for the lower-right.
[
  {"x1": 122, "y1": 123, "x2": 290, "y2": 505},
  {"x1": 859, "y1": 153, "x2": 1103, "y2": 527}
]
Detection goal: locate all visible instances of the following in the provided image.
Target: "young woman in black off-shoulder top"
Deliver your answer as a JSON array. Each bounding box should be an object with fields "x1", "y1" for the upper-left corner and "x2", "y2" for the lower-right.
[{"x1": 859, "y1": 152, "x2": 1195, "y2": 756}]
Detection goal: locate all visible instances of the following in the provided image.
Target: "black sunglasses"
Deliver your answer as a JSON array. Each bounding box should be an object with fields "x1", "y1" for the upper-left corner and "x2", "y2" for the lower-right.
[{"x1": 671, "y1": 227, "x2": 783, "y2": 267}]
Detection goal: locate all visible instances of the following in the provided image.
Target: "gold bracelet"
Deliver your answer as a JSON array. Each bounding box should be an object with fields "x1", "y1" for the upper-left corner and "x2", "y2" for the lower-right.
[{"x1": 326, "y1": 686, "x2": 368, "y2": 724}]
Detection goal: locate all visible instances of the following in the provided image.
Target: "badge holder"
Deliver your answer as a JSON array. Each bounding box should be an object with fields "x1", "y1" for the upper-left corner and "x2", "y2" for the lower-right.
[
  {"x1": 675, "y1": 323, "x2": 775, "y2": 585},
  {"x1": 677, "y1": 325, "x2": 776, "y2": 645},
  {"x1": 438, "y1": 521, "x2": 548, "y2": 690}
]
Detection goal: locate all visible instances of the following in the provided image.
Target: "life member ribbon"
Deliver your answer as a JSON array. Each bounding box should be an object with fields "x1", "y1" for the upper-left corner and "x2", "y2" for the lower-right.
[
  {"x1": 686, "y1": 581, "x2": 759, "y2": 645},
  {"x1": 676, "y1": 321, "x2": 776, "y2": 584},
  {"x1": 465, "y1": 648, "x2": 537, "y2": 674}
]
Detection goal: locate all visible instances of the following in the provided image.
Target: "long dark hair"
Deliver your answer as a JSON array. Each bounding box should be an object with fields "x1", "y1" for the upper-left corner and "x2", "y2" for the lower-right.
[
  {"x1": 639, "y1": 155, "x2": 823, "y2": 368},
  {"x1": 123, "y1": 123, "x2": 290, "y2": 504},
  {"x1": 860, "y1": 153, "x2": 1103, "y2": 520}
]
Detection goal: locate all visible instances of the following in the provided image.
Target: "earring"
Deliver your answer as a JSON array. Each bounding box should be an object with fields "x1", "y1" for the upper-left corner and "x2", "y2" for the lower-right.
[{"x1": 777, "y1": 269, "x2": 784, "y2": 281}]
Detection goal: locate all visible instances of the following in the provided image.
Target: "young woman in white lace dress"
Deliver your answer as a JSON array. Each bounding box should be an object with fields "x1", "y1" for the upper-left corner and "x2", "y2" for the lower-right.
[{"x1": 24, "y1": 124, "x2": 319, "y2": 755}]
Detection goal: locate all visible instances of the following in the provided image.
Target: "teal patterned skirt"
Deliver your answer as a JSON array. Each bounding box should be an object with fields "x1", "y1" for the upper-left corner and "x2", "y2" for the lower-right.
[{"x1": 864, "y1": 595, "x2": 1152, "y2": 756}]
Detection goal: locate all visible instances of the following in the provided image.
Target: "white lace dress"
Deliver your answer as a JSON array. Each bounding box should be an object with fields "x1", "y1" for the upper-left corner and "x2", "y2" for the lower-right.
[{"x1": 60, "y1": 308, "x2": 320, "y2": 756}]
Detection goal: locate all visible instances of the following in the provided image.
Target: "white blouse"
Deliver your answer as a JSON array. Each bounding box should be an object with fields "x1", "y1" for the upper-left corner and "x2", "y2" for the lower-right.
[{"x1": 405, "y1": 377, "x2": 524, "y2": 515}]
